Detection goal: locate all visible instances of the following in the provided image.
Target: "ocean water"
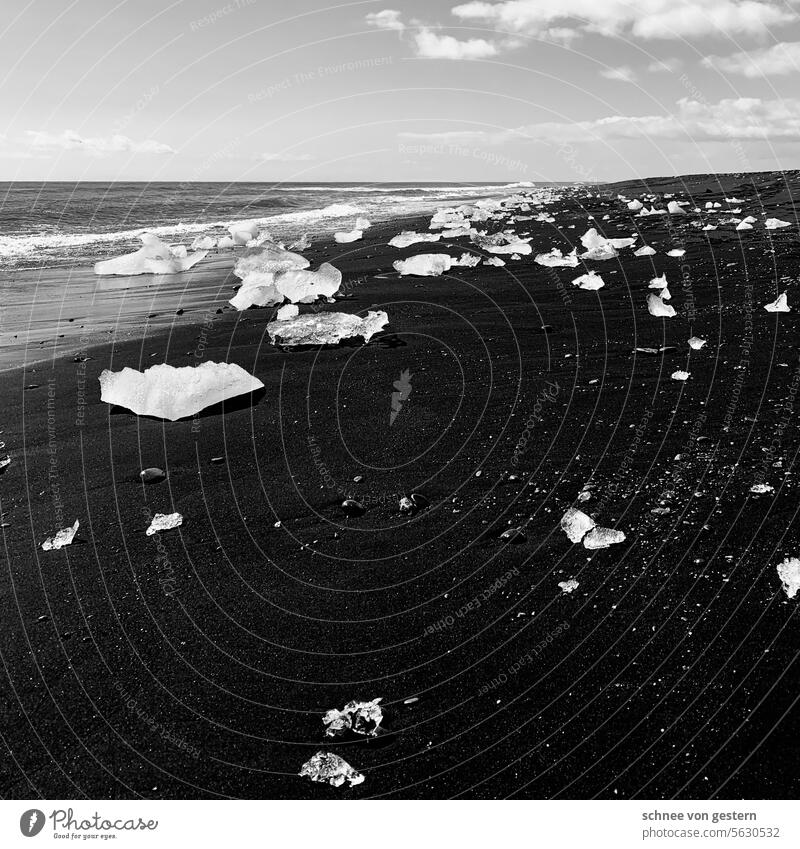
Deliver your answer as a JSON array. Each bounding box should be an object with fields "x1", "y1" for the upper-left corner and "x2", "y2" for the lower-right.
[{"x1": 0, "y1": 181, "x2": 546, "y2": 270}]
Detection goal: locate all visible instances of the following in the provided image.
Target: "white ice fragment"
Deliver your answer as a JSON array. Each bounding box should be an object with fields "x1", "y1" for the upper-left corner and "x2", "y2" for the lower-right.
[
  {"x1": 764, "y1": 292, "x2": 790, "y2": 312},
  {"x1": 736, "y1": 221, "x2": 753, "y2": 231},
  {"x1": 702, "y1": 225, "x2": 717, "y2": 231},
  {"x1": 323, "y1": 698, "x2": 383, "y2": 737},
  {"x1": 393, "y1": 254, "x2": 452, "y2": 276},
  {"x1": 217, "y1": 235, "x2": 235, "y2": 249},
  {"x1": 648, "y1": 274, "x2": 668, "y2": 290},
  {"x1": 667, "y1": 201, "x2": 686, "y2": 215},
  {"x1": 274, "y1": 263, "x2": 342, "y2": 304},
  {"x1": 389, "y1": 231, "x2": 442, "y2": 248},
  {"x1": 299, "y1": 752, "x2": 364, "y2": 788},
  {"x1": 627, "y1": 200, "x2": 643, "y2": 211},
  {"x1": 267, "y1": 311, "x2": 388, "y2": 346},
  {"x1": 750, "y1": 483, "x2": 774, "y2": 494},
  {"x1": 671, "y1": 370, "x2": 690, "y2": 381},
  {"x1": 765, "y1": 218, "x2": 791, "y2": 229},
  {"x1": 485, "y1": 256, "x2": 505, "y2": 266},
  {"x1": 558, "y1": 579, "x2": 579, "y2": 594},
  {"x1": 276, "y1": 304, "x2": 299, "y2": 321},
  {"x1": 229, "y1": 274, "x2": 283, "y2": 310},
  {"x1": 145, "y1": 512, "x2": 183, "y2": 536},
  {"x1": 486, "y1": 240, "x2": 532, "y2": 255},
  {"x1": 579, "y1": 227, "x2": 618, "y2": 261},
  {"x1": 777, "y1": 557, "x2": 800, "y2": 599},
  {"x1": 228, "y1": 220, "x2": 260, "y2": 245},
  {"x1": 99, "y1": 362, "x2": 264, "y2": 421},
  {"x1": 572, "y1": 270, "x2": 604, "y2": 290},
  {"x1": 634, "y1": 245, "x2": 656, "y2": 256},
  {"x1": 688, "y1": 336, "x2": 707, "y2": 350},
  {"x1": 94, "y1": 233, "x2": 207, "y2": 276},
  {"x1": 354, "y1": 217, "x2": 371, "y2": 230},
  {"x1": 453, "y1": 253, "x2": 481, "y2": 267},
  {"x1": 334, "y1": 229, "x2": 363, "y2": 243},
  {"x1": 191, "y1": 235, "x2": 216, "y2": 250},
  {"x1": 234, "y1": 245, "x2": 309, "y2": 278},
  {"x1": 560, "y1": 507, "x2": 595, "y2": 543},
  {"x1": 42, "y1": 519, "x2": 79, "y2": 551},
  {"x1": 666, "y1": 248, "x2": 686, "y2": 257},
  {"x1": 534, "y1": 248, "x2": 579, "y2": 267},
  {"x1": 583, "y1": 527, "x2": 625, "y2": 549},
  {"x1": 647, "y1": 293, "x2": 676, "y2": 318}
]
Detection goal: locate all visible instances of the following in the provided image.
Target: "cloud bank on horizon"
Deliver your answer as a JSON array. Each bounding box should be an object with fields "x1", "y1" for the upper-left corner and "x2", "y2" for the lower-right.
[{"x1": 2, "y1": 0, "x2": 800, "y2": 181}]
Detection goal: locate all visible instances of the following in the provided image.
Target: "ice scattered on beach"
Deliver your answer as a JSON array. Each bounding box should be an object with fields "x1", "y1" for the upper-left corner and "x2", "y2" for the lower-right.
[
  {"x1": 534, "y1": 248, "x2": 579, "y2": 267},
  {"x1": 267, "y1": 311, "x2": 388, "y2": 346},
  {"x1": 750, "y1": 483, "x2": 774, "y2": 494},
  {"x1": 334, "y1": 229, "x2": 362, "y2": 243},
  {"x1": 558, "y1": 579, "x2": 579, "y2": 594},
  {"x1": 648, "y1": 274, "x2": 668, "y2": 290},
  {"x1": 235, "y1": 245, "x2": 309, "y2": 277},
  {"x1": 777, "y1": 557, "x2": 800, "y2": 599},
  {"x1": 583, "y1": 527, "x2": 626, "y2": 550},
  {"x1": 394, "y1": 254, "x2": 452, "y2": 276},
  {"x1": 667, "y1": 201, "x2": 686, "y2": 216},
  {"x1": 453, "y1": 252, "x2": 481, "y2": 267},
  {"x1": 94, "y1": 233, "x2": 207, "y2": 276},
  {"x1": 634, "y1": 245, "x2": 656, "y2": 256},
  {"x1": 228, "y1": 220, "x2": 260, "y2": 245},
  {"x1": 671, "y1": 370, "x2": 690, "y2": 381},
  {"x1": 323, "y1": 698, "x2": 383, "y2": 737},
  {"x1": 299, "y1": 752, "x2": 365, "y2": 788},
  {"x1": 191, "y1": 235, "x2": 216, "y2": 250},
  {"x1": 275, "y1": 263, "x2": 342, "y2": 303},
  {"x1": 579, "y1": 228, "x2": 618, "y2": 261},
  {"x1": 145, "y1": 512, "x2": 183, "y2": 536},
  {"x1": 647, "y1": 293, "x2": 676, "y2": 318},
  {"x1": 288, "y1": 233, "x2": 312, "y2": 251},
  {"x1": 765, "y1": 218, "x2": 791, "y2": 229},
  {"x1": 688, "y1": 336, "x2": 707, "y2": 350},
  {"x1": 572, "y1": 270, "x2": 604, "y2": 290},
  {"x1": 666, "y1": 248, "x2": 685, "y2": 257},
  {"x1": 42, "y1": 519, "x2": 79, "y2": 551},
  {"x1": 389, "y1": 231, "x2": 442, "y2": 248},
  {"x1": 99, "y1": 362, "x2": 264, "y2": 420},
  {"x1": 764, "y1": 292, "x2": 790, "y2": 312},
  {"x1": 485, "y1": 256, "x2": 505, "y2": 267},
  {"x1": 560, "y1": 507, "x2": 595, "y2": 543}
]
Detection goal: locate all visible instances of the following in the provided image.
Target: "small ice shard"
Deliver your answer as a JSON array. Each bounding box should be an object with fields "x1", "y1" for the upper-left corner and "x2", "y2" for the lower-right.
[
  {"x1": 634, "y1": 245, "x2": 656, "y2": 256},
  {"x1": 323, "y1": 698, "x2": 383, "y2": 737},
  {"x1": 736, "y1": 220, "x2": 752, "y2": 231},
  {"x1": 217, "y1": 235, "x2": 235, "y2": 249},
  {"x1": 583, "y1": 527, "x2": 625, "y2": 549},
  {"x1": 267, "y1": 311, "x2": 388, "y2": 346},
  {"x1": 667, "y1": 201, "x2": 687, "y2": 215},
  {"x1": 560, "y1": 507, "x2": 595, "y2": 543},
  {"x1": 702, "y1": 224, "x2": 717, "y2": 231},
  {"x1": 485, "y1": 256, "x2": 505, "y2": 267},
  {"x1": 393, "y1": 254, "x2": 452, "y2": 276},
  {"x1": 777, "y1": 557, "x2": 800, "y2": 599},
  {"x1": 42, "y1": 519, "x2": 79, "y2": 551},
  {"x1": 671, "y1": 370, "x2": 690, "y2": 381},
  {"x1": 688, "y1": 336, "x2": 707, "y2": 350},
  {"x1": 572, "y1": 270, "x2": 604, "y2": 290},
  {"x1": 288, "y1": 233, "x2": 312, "y2": 250},
  {"x1": 228, "y1": 220, "x2": 260, "y2": 245},
  {"x1": 765, "y1": 218, "x2": 791, "y2": 229},
  {"x1": 0, "y1": 454, "x2": 11, "y2": 471},
  {"x1": 647, "y1": 293, "x2": 676, "y2": 318},
  {"x1": 648, "y1": 274, "x2": 668, "y2": 290},
  {"x1": 334, "y1": 229, "x2": 362, "y2": 243},
  {"x1": 666, "y1": 248, "x2": 685, "y2": 257},
  {"x1": 191, "y1": 235, "x2": 216, "y2": 250},
  {"x1": 453, "y1": 252, "x2": 481, "y2": 267},
  {"x1": 299, "y1": 752, "x2": 364, "y2": 788},
  {"x1": 354, "y1": 217, "x2": 371, "y2": 230},
  {"x1": 609, "y1": 236, "x2": 637, "y2": 249},
  {"x1": 750, "y1": 483, "x2": 774, "y2": 494},
  {"x1": 627, "y1": 199, "x2": 643, "y2": 211},
  {"x1": 276, "y1": 304, "x2": 299, "y2": 321},
  {"x1": 534, "y1": 248, "x2": 579, "y2": 267},
  {"x1": 94, "y1": 233, "x2": 207, "y2": 276},
  {"x1": 146, "y1": 512, "x2": 182, "y2": 535},
  {"x1": 99, "y1": 362, "x2": 264, "y2": 421},
  {"x1": 275, "y1": 263, "x2": 342, "y2": 303},
  {"x1": 486, "y1": 240, "x2": 532, "y2": 255},
  {"x1": 389, "y1": 231, "x2": 442, "y2": 248},
  {"x1": 559, "y1": 579, "x2": 579, "y2": 594},
  {"x1": 660, "y1": 286, "x2": 672, "y2": 301},
  {"x1": 764, "y1": 292, "x2": 790, "y2": 313}
]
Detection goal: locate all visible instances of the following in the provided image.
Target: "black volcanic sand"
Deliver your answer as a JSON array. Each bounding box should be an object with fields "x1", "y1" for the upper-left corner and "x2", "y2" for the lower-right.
[{"x1": 1, "y1": 174, "x2": 798, "y2": 800}]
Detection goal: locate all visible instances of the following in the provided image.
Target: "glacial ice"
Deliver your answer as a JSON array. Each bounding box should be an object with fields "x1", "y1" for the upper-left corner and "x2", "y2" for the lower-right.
[
  {"x1": 765, "y1": 218, "x2": 791, "y2": 229},
  {"x1": 634, "y1": 245, "x2": 656, "y2": 256},
  {"x1": 145, "y1": 512, "x2": 183, "y2": 535},
  {"x1": 274, "y1": 263, "x2": 342, "y2": 303},
  {"x1": 688, "y1": 336, "x2": 707, "y2": 350},
  {"x1": 485, "y1": 240, "x2": 532, "y2": 255},
  {"x1": 234, "y1": 245, "x2": 309, "y2": 278},
  {"x1": 647, "y1": 293, "x2": 676, "y2": 318},
  {"x1": 582, "y1": 527, "x2": 626, "y2": 549},
  {"x1": 288, "y1": 233, "x2": 312, "y2": 250},
  {"x1": 191, "y1": 235, "x2": 216, "y2": 250},
  {"x1": 764, "y1": 293, "x2": 790, "y2": 313},
  {"x1": 42, "y1": 519, "x2": 79, "y2": 551},
  {"x1": 671, "y1": 370, "x2": 690, "y2": 381},
  {"x1": 389, "y1": 231, "x2": 442, "y2": 248},
  {"x1": 99, "y1": 362, "x2": 264, "y2": 420},
  {"x1": 572, "y1": 270, "x2": 604, "y2": 290},
  {"x1": 276, "y1": 304, "x2": 299, "y2": 321},
  {"x1": 217, "y1": 235, "x2": 235, "y2": 249},
  {"x1": 323, "y1": 698, "x2": 383, "y2": 737},
  {"x1": 485, "y1": 256, "x2": 505, "y2": 266},
  {"x1": 558, "y1": 579, "x2": 579, "y2": 594},
  {"x1": 299, "y1": 752, "x2": 364, "y2": 788},
  {"x1": 267, "y1": 311, "x2": 388, "y2": 346},
  {"x1": 777, "y1": 557, "x2": 800, "y2": 599},
  {"x1": 393, "y1": 254, "x2": 452, "y2": 276},
  {"x1": 627, "y1": 200, "x2": 643, "y2": 211},
  {"x1": 560, "y1": 507, "x2": 595, "y2": 543},
  {"x1": 453, "y1": 252, "x2": 481, "y2": 267},
  {"x1": 648, "y1": 274, "x2": 668, "y2": 290},
  {"x1": 667, "y1": 201, "x2": 686, "y2": 215},
  {"x1": 94, "y1": 233, "x2": 208, "y2": 276},
  {"x1": 736, "y1": 221, "x2": 753, "y2": 230},
  {"x1": 534, "y1": 248, "x2": 579, "y2": 267},
  {"x1": 229, "y1": 274, "x2": 284, "y2": 310},
  {"x1": 334, "y1": 229, "x2": 363, "y2": 243},
  {"x1": 228, "y1": 221, "x2": 260, "y2": 245},
  {"x1": 354, "y1": 217, "x2": 371, "y2": 230},
  {"x1": 666, "y1": 249, "x2": 685, "y2": 257}
]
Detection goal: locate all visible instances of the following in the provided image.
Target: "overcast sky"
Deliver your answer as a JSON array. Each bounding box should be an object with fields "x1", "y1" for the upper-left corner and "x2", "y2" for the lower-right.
[{"x1": 2, "y1": 0, "x2": 800, "y2": 182}]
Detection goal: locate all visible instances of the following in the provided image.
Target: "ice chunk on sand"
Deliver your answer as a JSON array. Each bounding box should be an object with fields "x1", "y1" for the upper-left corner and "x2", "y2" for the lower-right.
[
  {"x1": 560, "y1": 507, "x2": 595, "y2": 543},
  {"x1": 572, "y1": 271, "x2": 604, "y2": 290},
  {"x1": 389, "y1": 231, "x2": 442, "y2": 248},
  {"x1": 145, "y1": 512, "x2": 183, "y2": 535},
  {"x1": 558, "y1": 579, "x2": 579, "y2": 594},
  {"x1": 299, "y1": 752, "x2": 364, "y2": 788},
  {"x1": 750, "y1": 483, "x2": 774, "y2": 494},
  {"x1": 666, "y1": 248, "x2": 685, "y2": 257},
  {"x1": 486, "y1": 240, "x2": 532, "y2": 255},
  {"x1": 453, "y1": 253, "x2": 481, "y2": 267},
  {"x1": 583, "y1": 527, "x2": 626, "y2": 549},
  {"x1": 777, "y1": 557, "x2": 800, "y2": 598},
  {"x1": 736, "y1": 220, "x2": 753, "y2": 231},
  {"x1": 648, "y1": 274, "x2": 668, "y2": 290},
  {"x1": 764, "y1": 292, "x2": 790, "y2": 313},
  {"x1": 485, "y1": 256, "x2": 505, "y2": 267},
  {"x1": 702, "y1": 224, "x2": 717, "y2": 231},
  {"x1": 267, "y1": 311, "x2": 388, "y2": 346},
  {"x1": 323, "y1": 698, "x2": 383, "y2": 737},
  {"x1": 191, "y1": 235, "x2": 216, "y2": 250},
  {"x1": 234, "y1": 245, "x2": 309, "y2": 278},
  {"x1": 579, "y1": 228, "x2": 618, "y2": 261},
  {"x1": 394, "y1": 254, "x2": 452, "y2": 276},
  {"x1": 334, "y1": 229, "x2": 362, "y2": 243},
  {"x1": 671, "y1": 370, "x2": 690, "y2": 381},
  {"x1": 94, "y1": 233, "x2": 207, "y2": 276},
  {"x1": 535, "y1": 248, "x2": 579, "y2": 267},
  {"x1": 228, "y1": 220, "x2": 260, "y2": 245},
  {"x1": 42, "y1": 519, "x2": 79, "y2": 551},
  {"x1": 218, "y1": 235, "x2": 235, "y2": 249},
  {"x1": 288, "y1": 233, "x2": 312, "y2": 250},
  {"x1": 99, "y1": 362, "x2": 264, "y2": 421},
  {"x1": 647, "y1": 293, "x2": 676, "y2": 318},
  {"x1": 276, "y1": 304, "x2": 299, "y2": 321},
  {"x1": 634, "y1": 245, "x2": 656, "y2": 256},
  {"x1": 688, "y1": 336, "x2": 707, "y2": 350},
  {"x1": 667, "y1": 201, "x2": 686, "y2": 215},
  {"x1": 627, "y1": 200, "x2": 643, "y2": 211},
  {"x1": 765, "y1": 218, "x2": 791, "y2": 229},
  {"x1": 275, "y1": 263, "x2": 342, "y2": 304},
  {"x1": 229, "y1": 274, "x2": 283, "y2": 311}
]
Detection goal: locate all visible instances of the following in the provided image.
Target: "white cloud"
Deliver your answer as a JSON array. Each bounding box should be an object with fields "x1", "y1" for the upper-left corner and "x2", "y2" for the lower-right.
[
  {"x1": 26, "y1": 129, "x2": 174, "y2": 155},
  {"x1": 401, "y1": 97, "x2": 800, "y2": 145},
  {"x1": 259, "y1": 152, "x2": 316, "y2": 161},
  {"x1": 365, "y1": 9, "x2": 405, "y2": 31},
  {"x1": 703, "y1": 41, "x2": 800, "y2": 76},
  {"x1": 600, "y1": 65, "x2": 636, "y2": 82},
  {"x1": 414, "y1": 27, "x2": 498, "y2": 59},
  {"x1": 647, "y1": 57, "x2": 683, "y2": 73},
  {"x1": 451, "y1": 0, "x2": 795, "y2": 41}
]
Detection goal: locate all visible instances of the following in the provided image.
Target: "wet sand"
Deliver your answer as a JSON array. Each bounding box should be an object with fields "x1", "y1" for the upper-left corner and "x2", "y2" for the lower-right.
[{"x1": 0, "y1": 175, "x2": 798, "y2": 799}]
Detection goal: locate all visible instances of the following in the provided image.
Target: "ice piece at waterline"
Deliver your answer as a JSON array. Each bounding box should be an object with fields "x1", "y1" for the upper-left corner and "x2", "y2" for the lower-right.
[
  {"x1": 389, "y1": 231, "x2": 442, "y2": 248},
  {"x1": 299, "y1": 752, "x2": 365, "y2": 788},
  {"x1": 145, "y1": 513, "x2": 183, "y2": 535},
  {"x1": 94, "y1": 233, "x2": 207, "y2": 276},
  {"x1": 234, "y1": 245, "x2": 309, "y2": 278},
  {"x1": 393, "y1": 254, "x2": 452, "y2": 276},
  {"x1": 777, "y1": 557, "x2": 800, "y2": 599},
  {"x1": 99, "y1": 362, "x2": 264, "y2": 420},
  {"x1": 267, "y1": 311, "x2": 388, "y2": 346},
  {"x1": 572, "y1": 270, "x2": 604, "y2": 290},
  {"x1": 323, "y1": 698, "x2": 383, "y2": 737},
  {"x1": 764, "y1": 292, "x2": 790, "y2": 313},
  {"x1": 42, "y1": 519, "x2": 79, "y2": 551},
  {"x1": 647, "y1": 293, "x2": 676, "y2": 318},
  {"x1": 334, "y1": 229, "x2": 363, "y2": 243}
]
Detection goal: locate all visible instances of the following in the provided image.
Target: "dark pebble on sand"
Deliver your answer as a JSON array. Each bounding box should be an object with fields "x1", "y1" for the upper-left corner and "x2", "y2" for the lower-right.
[
  {"x1": 176, "y1": 308, "x2": 184, "y2": 315},
  {"x1": 140, "y1": 467, "x2": 166, "y2": 484},
  {"x1": 341, "y1": 498, "x2": 366, "y2": 517},
  {"x1": 500, "y1": 527, "x2": 527, "y2": 544}
]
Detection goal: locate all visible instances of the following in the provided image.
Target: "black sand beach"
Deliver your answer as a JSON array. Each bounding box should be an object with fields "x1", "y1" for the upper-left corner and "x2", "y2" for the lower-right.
[{"x1": 1, "y1": 174, "x2": 798, "y2": 799}]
